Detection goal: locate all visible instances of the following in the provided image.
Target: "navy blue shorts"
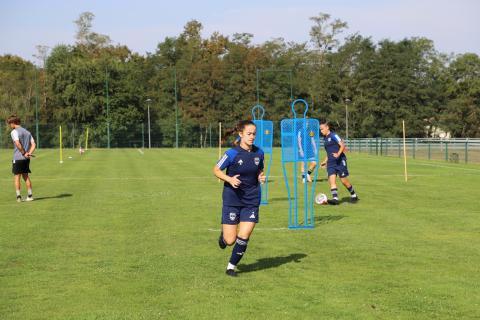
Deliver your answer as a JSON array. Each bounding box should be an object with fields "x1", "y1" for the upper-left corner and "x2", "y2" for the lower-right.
[
  {"x1": 327, "y1": 159, "x2": 349, "y2": 178},
  {"x1": 222, "y1": 205, "x2": 259, "y2": 224}
]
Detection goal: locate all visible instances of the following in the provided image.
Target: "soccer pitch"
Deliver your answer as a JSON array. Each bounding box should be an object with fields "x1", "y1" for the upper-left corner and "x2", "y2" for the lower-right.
[{"x1": 1, "y1": 148, "x2": 479, "y2": 319}]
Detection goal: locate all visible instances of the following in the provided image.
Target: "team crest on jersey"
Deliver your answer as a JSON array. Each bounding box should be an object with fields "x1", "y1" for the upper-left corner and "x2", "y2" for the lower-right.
[
  {"x1": 328, "y1": 137, "x2": 331, "y2": 142},
  {"x1": 238, "y1": 159, "x2": 243, "y2": 165},
  {"x1": 254, "y1": 157, "x2": 260, "y2": 165},
  {"x1": 229, "y1": 212, "x2": 236, "y2": 221}
]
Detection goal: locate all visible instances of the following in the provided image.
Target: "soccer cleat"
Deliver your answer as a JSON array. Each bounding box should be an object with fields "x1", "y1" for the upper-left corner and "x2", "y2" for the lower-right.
[
  {"x1": 327, "y1": 198, "x2": 339, "y2": 205},
  {"x1": 350, "y1": 196, "x2": 359, "y2": 203},
  {"x1": 306, "y1": 174, "x2": 313, "y2": 183},
  {"x1": 225, "y1": 269, "x2": 238, "y2": 277},
  {"x1": 25, "y1": 196, "x2": 34, "y2": 202},
  {"x1": 218, "y1": 232, "x2": 227, "y2": 249},
  {"x1": 16, "y1": 196, "x2": 22, "y2": 203}
]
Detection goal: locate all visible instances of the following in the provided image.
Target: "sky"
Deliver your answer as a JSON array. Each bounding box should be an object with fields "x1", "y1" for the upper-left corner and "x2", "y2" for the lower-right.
[{"x1": 1, "y1": 0, "x2": 479, "y2": 64}]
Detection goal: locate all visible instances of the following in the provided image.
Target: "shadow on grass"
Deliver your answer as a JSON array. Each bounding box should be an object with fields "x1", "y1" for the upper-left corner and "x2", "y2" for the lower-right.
[
  {"x1": 238, "y1": 253, "x2": 307, "y2": 273},
  {"x1": 34, "y1": 193, "x2": 73, "y2": 201},
  {"x1": 314, "y1": 214, "x2": 346, "y2": 225},
  {"x1": 268, "y1": 197, "x2": 290, "y2": 202}
]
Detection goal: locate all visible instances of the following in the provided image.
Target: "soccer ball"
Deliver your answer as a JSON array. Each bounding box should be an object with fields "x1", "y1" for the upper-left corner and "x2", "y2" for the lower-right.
[{"x1": 315, "y1": 193, "x2": 328, "y2": 205}]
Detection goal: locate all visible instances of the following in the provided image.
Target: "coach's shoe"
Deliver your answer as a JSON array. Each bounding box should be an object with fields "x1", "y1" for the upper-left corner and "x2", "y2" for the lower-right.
[
  {"x1": 327, "y1": 198, "x2": 339, "y2": 205},
  {"x1": 349, "y1": 196, "x2": 359, "y2": 203},
  {"x1": 16, "y1": 196, "x2": 22, "y2": 203},
  {"x1": 218, "y1": 232, "x2": 227, "y2": 249},
  {"x1": 225, "y1": 269, "x2": 238, "y2": 277},
  {"x1": 25, "y1": 196, "x2": 34, "y2": 202}
]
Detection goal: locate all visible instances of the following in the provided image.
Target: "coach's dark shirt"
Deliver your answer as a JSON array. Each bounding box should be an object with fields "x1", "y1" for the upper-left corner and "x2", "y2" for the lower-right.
[{"x1": 216, "y1": 145, "x2": 264, "y2": 206}]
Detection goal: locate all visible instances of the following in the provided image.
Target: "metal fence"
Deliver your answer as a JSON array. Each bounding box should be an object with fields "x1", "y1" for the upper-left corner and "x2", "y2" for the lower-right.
[
  {"x1": 2, "y1": 121, "x2": 480, "y2": 164},
  {"x1": 346, "y1": 138, "x2": 480, "y2": 164}
]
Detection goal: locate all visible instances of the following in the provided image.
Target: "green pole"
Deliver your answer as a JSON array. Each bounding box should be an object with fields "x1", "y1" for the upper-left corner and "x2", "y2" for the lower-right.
[
  {"x1": 380, "y1": 137, "x2": 383, "y2": 156},
  {"x1": 174, "y1": 67, "x2": 179, "y2": 149},
  {"x1": 105, "y1": 68, "x2": 110, "y2": 149},
  {"x1": 465, "y1": 139, "x2": 468, "y2": 164},
  {"x1": 445, "y1": 141, "x2": 448, "y2": 161},
  {"x1": 428, "y1": 140, "x2": 431, "y2": 160},
  {"x1": 141, "y1": 123, "x2": 144, "y2": 149},
  {"x1": 370, "y1": 138, "x2": 373, "y2": 155},
  {"x1": 413, "y1": 138, "x2": 416, "y2": 159},
  {"x1": 34, "y1": 68, "x2": 40, "y2": 148},
  {"x1": 375, "y1": 137, "x2": 378, "y2": 155},
  {"x1": 209, "y1": 123, "x2": 212, "y2": 148},
  {"x1": 398, "y1": 138, "x2": 401, "y2": 157},
  {"x1": 385, "y1": 139, "x2": 388, "y2": 156},
  {"x1": 289, "y1": 70, "x2": 293, "y2": 102},
  {"x1": 256, "y1": 68, "x2": 260, "y2": 105}
]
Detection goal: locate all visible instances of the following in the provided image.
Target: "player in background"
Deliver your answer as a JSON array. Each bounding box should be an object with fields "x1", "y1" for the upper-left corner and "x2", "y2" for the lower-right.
[
  {"x1": 7, "y1": 115, "x2": 36, "y2": 202},
  {"x1": 297, "y1": 122, "x2": 317, "y2": 183},
  {"x1": 319, "y1": 120, "x2": 358, "y2": 205},
  {"x1": 213, "y1": 120, "x2": 265, "y2": 277}
]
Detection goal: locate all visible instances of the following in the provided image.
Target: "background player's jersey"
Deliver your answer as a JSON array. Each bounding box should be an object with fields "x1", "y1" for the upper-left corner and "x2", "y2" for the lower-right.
[
  {"x1": 323, "y1": 131, "x2": 347, "y2": 165},
  {"x1": 11, "y1": 126, "x2": 34, "y2": 161},
  {"x1": 216, "y1": 145, "x2": 264, "y2": 206}
]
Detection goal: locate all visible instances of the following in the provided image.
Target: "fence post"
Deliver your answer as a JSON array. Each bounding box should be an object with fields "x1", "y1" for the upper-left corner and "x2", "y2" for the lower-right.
[
  {"x1": 398, "y1": 138, "x2": 401, "y2": 157},
  {"x1": 465, "y1": 139, "x2": 468, "y2": 164},
  {"x1": 445, "y1": 140, "x2": 448, "y2": 161},
  {"x1": 428, "y1": 140, "x2": 431, "y2": 160},
  {"x1": 370, "y1": 138, "x2": 373, "y2": 155},
  {"x1": 413, "y1": 138, "x2": 416, "y2": 159}
]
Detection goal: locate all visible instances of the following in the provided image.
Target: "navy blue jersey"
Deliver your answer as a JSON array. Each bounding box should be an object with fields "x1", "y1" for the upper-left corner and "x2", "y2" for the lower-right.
[
  {"x1": 323, "y1": 131, "x2": 347, "y2": 166},
  {"x1": 216, "y1": 145, "x2": 264, "y2": 206}
]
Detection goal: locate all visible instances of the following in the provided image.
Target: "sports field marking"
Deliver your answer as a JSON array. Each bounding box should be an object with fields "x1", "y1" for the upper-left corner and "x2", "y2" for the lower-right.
[
  {"x1": 137, "y1": 149, "x2": 144, "y2": 155},
  {"x1": 208, "y1": 227, "x2": 288, "y2": 232},
  {"x1": 360, "y1": 155, "x2": 480, "y2": 173},
  {"x1": 0, "y1": 173, "x2": 464, "y2": 183}
]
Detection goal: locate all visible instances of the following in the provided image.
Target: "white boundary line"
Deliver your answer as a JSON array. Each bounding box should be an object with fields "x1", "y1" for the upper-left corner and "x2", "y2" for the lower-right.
[
  {"x1": 137, "y1": 148, "x2": 144, "y2": 155},
  {"x1": 208, "y1": 227, "x2": 288, "y2": 232}
]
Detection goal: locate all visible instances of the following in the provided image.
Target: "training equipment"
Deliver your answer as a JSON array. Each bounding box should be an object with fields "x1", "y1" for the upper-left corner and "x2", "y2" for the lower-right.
[
  {"x1": 315, "y1": 193, "x2": 328, "y2": 205},
  {"x1": 281, "y1": 99, "x2": 320, "y2": 229},
  {"x1": 251, "y1": 104, "x2": 273, "y2": 205}
]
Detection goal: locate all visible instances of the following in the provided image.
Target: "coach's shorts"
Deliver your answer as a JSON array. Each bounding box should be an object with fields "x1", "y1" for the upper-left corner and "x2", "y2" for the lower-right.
[
  {"x1": 12, "y1": 159, "x2": 31, "y2": 175},
  {"x1": 222, "y1": 205, "x2": 259, "y2": 225},
  {"x1": 327, "y1": 159, "x2": 349, "y2": 178}
]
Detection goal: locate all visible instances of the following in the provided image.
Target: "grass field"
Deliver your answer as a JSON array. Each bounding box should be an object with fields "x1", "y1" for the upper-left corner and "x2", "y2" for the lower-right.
[{"x1": 1, "y1": 148, "x2": 480, "y2": 319}]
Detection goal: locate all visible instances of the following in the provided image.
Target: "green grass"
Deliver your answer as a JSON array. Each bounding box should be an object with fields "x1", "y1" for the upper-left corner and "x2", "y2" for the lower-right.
[{"x1": 1, "y1": 148, "x2": 479, "y2": 319}]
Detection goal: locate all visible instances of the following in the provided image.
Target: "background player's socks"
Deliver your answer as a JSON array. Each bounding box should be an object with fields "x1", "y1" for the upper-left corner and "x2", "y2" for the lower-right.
[
  {"x1": 27, "y1": 189, "x2": 33, "y2": 198},
  {"x1": 347, "y1": 185, "x2": 357, "y2": 198},
  {"x1": 16, "y1": 190, "x2": 21, "y2": 202},
  {"x1": 228, "y1": 237, "x2": 248, "y2": 268},
  {"x1": 330, "y1": 188, "x2": 338, "y2": 200}
]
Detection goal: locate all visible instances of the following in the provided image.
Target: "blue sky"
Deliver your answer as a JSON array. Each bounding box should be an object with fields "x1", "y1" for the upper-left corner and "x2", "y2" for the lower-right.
[{"x1": 1, "y1": 0, "x2": 479, "y2": 63}]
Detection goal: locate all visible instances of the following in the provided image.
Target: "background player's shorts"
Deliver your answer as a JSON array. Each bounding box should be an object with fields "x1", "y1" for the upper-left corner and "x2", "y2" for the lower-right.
[
  {"x1": 327, "y1": 159, "x2": 349, "y2": 177},
  {"x1": 12, "y1": 159, "x2": 31, "y2": 174},
  {"x1": 222, "y1": 205, "x2": 259, "y2": 224},
  {"x1": 298, "y1": 150, "x2": 317, "y2": 162}
]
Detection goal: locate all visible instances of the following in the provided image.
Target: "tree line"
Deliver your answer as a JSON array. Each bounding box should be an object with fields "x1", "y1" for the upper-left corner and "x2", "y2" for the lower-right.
[{"x1": 1, "y1": 12, "x2": 479, "y2": 148}]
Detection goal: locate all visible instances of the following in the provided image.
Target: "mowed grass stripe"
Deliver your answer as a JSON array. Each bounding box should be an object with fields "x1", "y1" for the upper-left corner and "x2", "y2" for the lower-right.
[{"x1": 0, "y1": 148, "x2": 479, "y2": 319}]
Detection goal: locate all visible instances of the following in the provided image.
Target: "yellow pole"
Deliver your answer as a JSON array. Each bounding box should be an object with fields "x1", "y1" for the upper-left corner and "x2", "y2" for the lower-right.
[
  {"x1": 85, "y1": 127, "x2": 89, "y2": 151},
  {"x1": 402, "y1": 120, "x2": 408, "y2": 182},
  {"x1": 59, "y1": 125, "x2": 63, "y2": 164}
]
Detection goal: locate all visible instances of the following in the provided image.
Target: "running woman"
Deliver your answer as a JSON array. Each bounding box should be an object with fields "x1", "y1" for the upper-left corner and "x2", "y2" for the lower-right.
[{"x1": 213, "y1": 120, "x2": 265, "y2": 277}]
